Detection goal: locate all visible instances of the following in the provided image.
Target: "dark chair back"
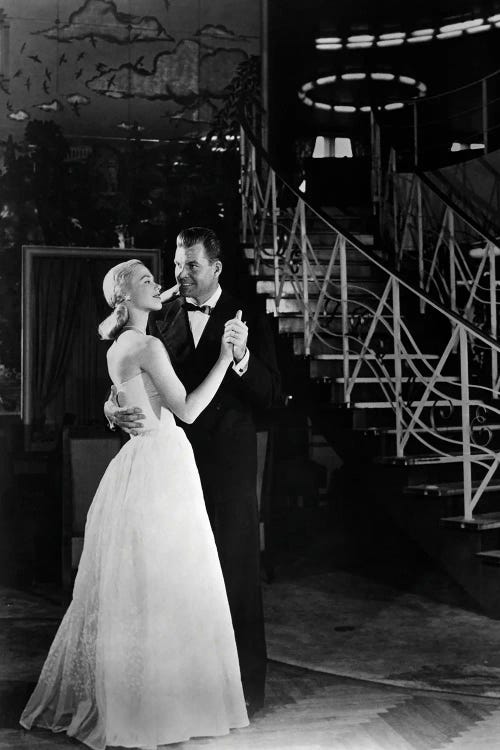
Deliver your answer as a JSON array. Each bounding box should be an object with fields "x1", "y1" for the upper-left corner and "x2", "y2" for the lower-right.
[{"x1": 61, "y1": 426, "x2": 121, "y2": 593}]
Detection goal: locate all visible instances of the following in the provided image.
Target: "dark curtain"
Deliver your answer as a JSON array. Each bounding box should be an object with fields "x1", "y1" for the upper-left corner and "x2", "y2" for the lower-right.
[
  {"x1": 32, "y1": 257, "x2": 115, "y2": 426},
  {"x1": 56, "y1": 259, "x2": 112, "y2": 423},
  {"x1": 33, "y1": 258, "x2": 83, "y2": 421}
]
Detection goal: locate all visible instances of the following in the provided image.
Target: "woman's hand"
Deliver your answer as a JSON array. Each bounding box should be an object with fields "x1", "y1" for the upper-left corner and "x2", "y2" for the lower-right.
[
  {"x1": 220, "y1": 328, "x2": 234, "y2": 362},
  {"x1": 159, "y1": 284, "x2": 180, "y2": 303}
]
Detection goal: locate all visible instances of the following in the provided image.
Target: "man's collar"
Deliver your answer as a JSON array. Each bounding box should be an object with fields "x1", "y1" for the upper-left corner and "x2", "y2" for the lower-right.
[{"x1": 185, "y1": 285, "x2": 222, "y2": 309}]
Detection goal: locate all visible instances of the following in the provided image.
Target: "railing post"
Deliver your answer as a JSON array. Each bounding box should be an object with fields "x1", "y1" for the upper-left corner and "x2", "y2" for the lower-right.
[
  {"x1": 240, "y1": 125, "x2": 247, "y2": 244},
  {"x1": 459, "y1": 325, "x2": 472, "y2": 520},
  {"x1": 390, "y1": 150, "x2": 399, "y2": 268},
  {"x1": 448, "y1": 209, "x2": 456, "y2": 313},
  {"x1": 299, "y1": 199, "x2": 310, "y2": 357},
  {"x1": 413, "y1": 102, "x2": 419, "y2": 168},
  {"x1": 482, "y1": 78, "x2": 489, "y2": 154},
  {"x1": 417, "y1": 179, "x2": 424, "y2": 314},
  {"x1": 392, "y1": 277, "x2": 403, "y2": 457},
  {"x1": 490, "y1": 242, "x2": 498, "y2": 396},
  {"x1": 370, "y1": 111, "x2": 382, "y2": 231},
  {"x1": 271, "y1": 170, "x2": 280, "y2": 311},
  {"x1": 339, "y1": 236, "x2": 350, "y2": 404},
  {"x1": 251, "y1": 142, "x2": 258, "y2": 218}
]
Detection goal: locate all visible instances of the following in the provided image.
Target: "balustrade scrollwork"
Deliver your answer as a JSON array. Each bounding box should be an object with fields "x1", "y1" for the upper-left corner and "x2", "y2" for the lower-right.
[{"x1": 240, "y1": 120, "x2": 500, "y2": 520}]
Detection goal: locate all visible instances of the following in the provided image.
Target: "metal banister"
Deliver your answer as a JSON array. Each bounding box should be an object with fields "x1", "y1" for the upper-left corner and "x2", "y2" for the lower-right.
[{"x1": 240, "y1": 116, "x2": 500, "y2": 355}]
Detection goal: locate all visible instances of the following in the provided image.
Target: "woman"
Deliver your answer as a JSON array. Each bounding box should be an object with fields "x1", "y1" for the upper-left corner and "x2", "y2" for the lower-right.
[{"x1": 20, "y1": 259, "x2": 249, "y2": 749}]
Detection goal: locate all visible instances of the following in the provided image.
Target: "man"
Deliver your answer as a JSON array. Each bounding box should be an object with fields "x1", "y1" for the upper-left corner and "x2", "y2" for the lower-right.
[{"x1": 107, "y1": 227, "x2": 281, "y2": 713}]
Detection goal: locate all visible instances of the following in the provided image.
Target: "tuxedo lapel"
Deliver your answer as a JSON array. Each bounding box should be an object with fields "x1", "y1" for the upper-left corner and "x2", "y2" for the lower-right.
[
  {"x1": 156, "y1": 299, "x2": 195, "y2": 363},
  {"x1": 155, "y1": 291, "x2": 238, "y2": 369},
  {"x1": 195, "y1": 291, "x2": 238, "y2": 356}
]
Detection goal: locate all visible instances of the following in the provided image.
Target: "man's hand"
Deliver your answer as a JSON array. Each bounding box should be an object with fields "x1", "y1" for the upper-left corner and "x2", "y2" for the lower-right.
[
  {"x1": 224, "y1": 310, "x2": 248, "y2": 364},
  {"x1": 105, "y1": 386, "x2": 146, "y2": 436}
]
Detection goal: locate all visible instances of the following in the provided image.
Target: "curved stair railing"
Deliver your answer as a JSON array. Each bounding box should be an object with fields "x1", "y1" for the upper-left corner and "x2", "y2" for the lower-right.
[
  {"x1": 240, "y1": 119, "x2": 500, "y2": 521},
  {"x1": 384, "y1": 157, "x2": 500, "y2": 395},
  {"x1": 378, "y1": 67, "x2": 500, "y2": 169}
]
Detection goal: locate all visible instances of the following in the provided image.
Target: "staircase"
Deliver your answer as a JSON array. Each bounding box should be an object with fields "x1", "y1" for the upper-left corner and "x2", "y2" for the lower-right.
[{"x1": 239, "y1": 122, "x2": 500, "y2": 618}]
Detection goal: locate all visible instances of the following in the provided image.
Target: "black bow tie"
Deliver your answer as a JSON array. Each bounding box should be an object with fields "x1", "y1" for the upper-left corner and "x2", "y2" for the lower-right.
[{"x1": 183, "y1": 302, "x2": 213, "y2": 316}]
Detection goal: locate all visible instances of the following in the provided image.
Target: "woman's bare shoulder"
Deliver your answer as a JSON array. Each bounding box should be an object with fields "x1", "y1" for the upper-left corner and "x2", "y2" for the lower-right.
[{"x1": 107, "y1": 333, "x2": 154, "y2": 382}]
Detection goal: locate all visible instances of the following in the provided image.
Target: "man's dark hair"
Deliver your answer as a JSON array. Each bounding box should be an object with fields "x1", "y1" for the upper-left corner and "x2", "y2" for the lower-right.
[{"x1": 177, "y1": 227, "x2": 222, "y2": 263}]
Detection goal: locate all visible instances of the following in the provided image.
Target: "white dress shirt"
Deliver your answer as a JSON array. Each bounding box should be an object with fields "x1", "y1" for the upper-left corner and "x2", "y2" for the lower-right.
[
  {"x1": 186, "y1": 286, "x2": 222, "y2": 347},
  {"x1": 186, "y1": 285, "x2": 249, "y2": 376}
]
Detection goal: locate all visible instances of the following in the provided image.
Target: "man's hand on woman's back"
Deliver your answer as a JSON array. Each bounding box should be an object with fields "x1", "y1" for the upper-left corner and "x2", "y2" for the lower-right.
[{"x1": 104, "y1": 385, "x2": 146, "y2": 436}]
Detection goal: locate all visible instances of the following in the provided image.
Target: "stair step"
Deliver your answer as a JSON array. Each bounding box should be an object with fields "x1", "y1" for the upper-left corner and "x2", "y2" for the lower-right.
[
  {"x1": 476, "y1": 550, "x2": 500, "y2": 564},
  {"x1": 375, "y1": 451, "x2": 481, "y2": 466},
  {"x1": 441, "y1": 512, "x2": 500, "y2": 530},
  {"x1": 302, "y1": 231, "x2": 374, "y2": 245},
  {"x1": 405, "y1": 480, "x2": 500, "y2": 497},
  {"x1": 313, "y1": 353, "x2": 440, "y2": 361},
  {"x1": 293, "y1": 337, "x2": 395, "y2": 358},
  {"x1": 350, "y1": 399, "x2": 482, "y2": 410},
  {"x1": 258, "y1": 280, "x2": 383, "y2": 296},
  {"x1": 266, "y1": 293, "x2": 386, "y2": 315},
  {"x1": 362, "y1": 424, "x2": 500, "y2": 436},
  {"x1": 361, "y1": 424, "x2": 500, "y2": 441},
  {"x1": 252, "y1": 264, "x2": 374, "y2": 279},
  {"x1": 278, "y1": 314, "x2": 400, "y2": 335},
  {"x1": 334, "y1": 376, "x2": 458, "y2": 384},
  {"x1": 243, "y1": 243, "x2": 376, "y2": 261},
  {"x1": 469, "y1": 246, "x2": 500, "y2": 258}
]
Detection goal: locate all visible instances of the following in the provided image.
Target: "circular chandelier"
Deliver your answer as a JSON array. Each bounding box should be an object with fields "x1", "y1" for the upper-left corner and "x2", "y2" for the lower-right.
[{"x1": 298, "y1": 72, "x2": 427, "y2": 113}]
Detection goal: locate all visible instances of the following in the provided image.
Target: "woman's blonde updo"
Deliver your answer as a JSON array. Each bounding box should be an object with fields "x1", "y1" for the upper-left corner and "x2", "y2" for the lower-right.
[{"x1": 98, "y1": 259, "x2": 144, "y2": 340}]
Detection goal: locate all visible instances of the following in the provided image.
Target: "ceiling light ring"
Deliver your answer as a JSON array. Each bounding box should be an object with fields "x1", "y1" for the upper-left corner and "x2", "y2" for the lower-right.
[
  {"x1": 315, "y1": 12, "x2": 497, "y2": 51},
  {"x1": 298, "y1": 70, "x2": 427, "y2": 114}
]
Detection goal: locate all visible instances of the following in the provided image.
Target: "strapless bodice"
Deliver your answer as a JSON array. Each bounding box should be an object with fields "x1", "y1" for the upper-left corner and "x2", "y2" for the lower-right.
[{"x1": 115, "y1": 371, "x2": 175, "y2": 432}]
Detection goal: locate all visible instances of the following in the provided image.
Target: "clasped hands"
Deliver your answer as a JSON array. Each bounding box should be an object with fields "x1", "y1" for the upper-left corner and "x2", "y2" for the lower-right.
[
  {"x1": 106, "y1": 310, "x2": 248, "y2": 435},
  {"x1": 224, "y1": 310, "x2": 248, "y2": 364},
  {"x1": 161, "y1": 285, "x2": 248, "y2": 362}
]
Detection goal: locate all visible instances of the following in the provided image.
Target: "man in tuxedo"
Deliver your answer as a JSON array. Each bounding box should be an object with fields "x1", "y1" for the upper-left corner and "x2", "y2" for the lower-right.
[{"x1": 108, "y1": 227, "x2": 281, "y2": 713}]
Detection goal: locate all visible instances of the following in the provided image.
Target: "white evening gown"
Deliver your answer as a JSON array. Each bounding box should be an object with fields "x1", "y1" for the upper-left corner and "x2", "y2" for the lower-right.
[{"x1": 20, "y1": 371, "x2": 248, "y2": 750}]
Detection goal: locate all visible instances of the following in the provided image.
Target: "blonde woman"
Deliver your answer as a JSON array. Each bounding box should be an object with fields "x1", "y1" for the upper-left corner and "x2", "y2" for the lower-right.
[{"x1": 20, "y1": 259, "x2": 248, "y2": 750}]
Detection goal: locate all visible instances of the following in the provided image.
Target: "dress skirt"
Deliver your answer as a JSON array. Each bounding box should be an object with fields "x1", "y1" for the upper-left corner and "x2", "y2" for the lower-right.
[{"x1": 20, "y1": 423, "x2": 248, "y2": 749}]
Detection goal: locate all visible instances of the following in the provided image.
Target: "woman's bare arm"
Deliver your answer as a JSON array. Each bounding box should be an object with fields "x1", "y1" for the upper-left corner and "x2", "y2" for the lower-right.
[{"x1": 140, "y1": 336, "x2": 231, "y2": 424}]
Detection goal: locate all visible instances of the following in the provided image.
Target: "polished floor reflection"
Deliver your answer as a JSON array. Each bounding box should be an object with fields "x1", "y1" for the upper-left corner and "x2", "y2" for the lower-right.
[{"x1": 3, "y1": 577, "x2": 500, "y2": 750}]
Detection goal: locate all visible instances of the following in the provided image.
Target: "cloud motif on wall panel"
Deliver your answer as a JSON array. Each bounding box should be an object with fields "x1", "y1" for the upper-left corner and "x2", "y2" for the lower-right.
[
  {"x1": 66, "y1": 94, "x2": 91, "y2": 106},
  {"x1": 65, "y1": 93, "x2": 91, "y2": 115},
  {"x1": 200, "y1": 47, "x2": 248, "y2": 97},
  {"x1": 169, "y1": 98, "x2": 219, "y2": 123},
  {"x1": 34, "y1": 99, "x2": 64, "y2": 112},
  {"x1": 8, "y1": 110, "x2": 29, "y2": 121},
  {"x1": 195, "y1": 24, "x2": 248, "y2": 42},
  {"x1": 117, "y1": 121, "x2": 145, "y2": 131},
  {"x1": 86, "y1": 40, "x2": 247, "y2": 102},
  {"x1": 33, "y1": 0, "x2": 173, "y2": 44}
]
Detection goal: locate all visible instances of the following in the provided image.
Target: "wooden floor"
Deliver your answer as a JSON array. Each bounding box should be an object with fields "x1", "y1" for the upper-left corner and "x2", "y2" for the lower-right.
[
  {"x1": 4, "y1": 504, "x2": 500, "y2": 750},
  {"x1": 4, "y1": 660, "x2": 500, "y2": 749}
]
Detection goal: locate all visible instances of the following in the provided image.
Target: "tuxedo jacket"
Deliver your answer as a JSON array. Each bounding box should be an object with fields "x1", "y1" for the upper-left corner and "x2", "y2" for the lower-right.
[{"x1": 149, "y1": 290, "x2": 281, "y2": 508}]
